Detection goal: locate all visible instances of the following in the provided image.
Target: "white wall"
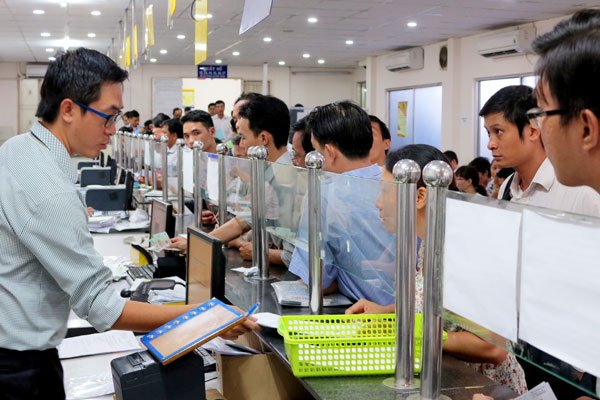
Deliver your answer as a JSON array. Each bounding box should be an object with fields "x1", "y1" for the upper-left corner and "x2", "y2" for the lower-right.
[
  {"x1": 369, "y1": 15, "x2": 566, "y2": 165},
  {"x1": 181, "y1": 78, "x2": 242, "y2": 113},
  {"x1": 0, "y1": 63, "x2": 21, "y2": 140}
]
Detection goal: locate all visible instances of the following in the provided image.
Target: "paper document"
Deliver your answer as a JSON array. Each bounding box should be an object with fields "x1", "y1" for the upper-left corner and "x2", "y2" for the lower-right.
[
  {"x1": 58, "y1": 330, "x2": 142, "y2": 359},
  {"x1": 515, "y1": 382, "x2": 558, "y2": 400},
  {"x1": 271, "y1": 280, "x2": 352, "y2": 307}
]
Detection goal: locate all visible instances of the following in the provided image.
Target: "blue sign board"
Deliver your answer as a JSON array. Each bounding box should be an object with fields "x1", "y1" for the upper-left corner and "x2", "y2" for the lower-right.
[{"x1": 197, "y1": 65, "x2": 228, "y2": 79}]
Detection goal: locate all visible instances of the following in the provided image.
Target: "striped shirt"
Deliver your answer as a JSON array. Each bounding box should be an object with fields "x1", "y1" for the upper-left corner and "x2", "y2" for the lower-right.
[{"x1": 0, "y1": 121, "x2": 126, "y2": 351}]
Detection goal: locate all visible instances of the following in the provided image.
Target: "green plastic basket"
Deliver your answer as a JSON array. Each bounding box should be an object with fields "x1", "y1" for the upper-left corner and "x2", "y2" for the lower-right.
[{"x1": 278, "y1": 313, "x2": 431, "y2": 377}]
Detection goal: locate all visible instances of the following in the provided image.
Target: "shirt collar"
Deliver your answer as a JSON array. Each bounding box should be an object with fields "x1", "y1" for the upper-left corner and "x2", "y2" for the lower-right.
[
  {"x1": 342, "y1": 163, "x2": 382, "y2": 180},
  {"x1": 30, "y1": 121, "x2": 78, "y2": 184},
  {"x1": 510, "y1": 157, "x2": 555, "y2": 197},
  {"x1": 275, "y1": 151, "x2": 292, "y2": 165}
]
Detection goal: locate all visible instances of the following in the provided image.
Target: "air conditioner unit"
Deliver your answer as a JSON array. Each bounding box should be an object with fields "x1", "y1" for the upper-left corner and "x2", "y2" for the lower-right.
[
  {"x1": 25, "y1": 64, "x2": 48, "y2": 78},
  {"x1": 477, "y1": 26, "x2": 536, "y2": 58},
  {"x1": 385, "y1": 47, "x2": 424, "y2": 72}
]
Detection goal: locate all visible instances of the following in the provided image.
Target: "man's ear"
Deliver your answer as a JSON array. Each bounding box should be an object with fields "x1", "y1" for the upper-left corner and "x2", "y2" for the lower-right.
[
  {"x1": 259, "y1": 131, "x2": 270, "y2": 146},
  {"x1": 527, "y1": 124, "x2": 541, "y2": 142},
  {"x1": 60, "y1": 98, "x2": 76, "y2": 123},
  {"x1": 324, "y1": 143, "x2": 338, "y2": 162},
  {"x1": 416, "y1": 186, "x2": 427, "y2": 210},
  {"x1": 383, "y1": 139, "x2": 391, "y2": 152},
  {"x1": 209, "y1": 127, "x2": 216, "y2": 137},
  {"x1": 581, "y1": 109, "x2": 600, "y2": 152}
]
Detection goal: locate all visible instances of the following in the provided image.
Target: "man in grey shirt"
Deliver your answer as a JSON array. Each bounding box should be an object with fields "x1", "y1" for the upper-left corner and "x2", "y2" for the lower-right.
[{"x1": 0, "y1": 48, "x2": 257, "y2": 399}]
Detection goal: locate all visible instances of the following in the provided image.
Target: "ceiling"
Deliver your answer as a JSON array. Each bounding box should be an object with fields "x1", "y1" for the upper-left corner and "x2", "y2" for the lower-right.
[{"x1": 0, "y1": 0, "x2": 597, "y2": 68}]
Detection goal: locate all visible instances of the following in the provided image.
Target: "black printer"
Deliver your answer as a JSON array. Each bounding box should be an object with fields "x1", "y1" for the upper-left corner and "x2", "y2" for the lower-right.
[{"x1": 111, "y1": 350, "x2": 205, "y2": 400}]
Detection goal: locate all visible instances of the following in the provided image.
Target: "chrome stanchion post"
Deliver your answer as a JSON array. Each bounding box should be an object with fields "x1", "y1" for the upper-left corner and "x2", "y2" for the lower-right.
[
  {"x1": 216, "y1": 143, "x2": 229, "y2": 226},
  {"x1": 136, "y1": 133, "x2": 143, "y2": 173},
  {"x1": 151, "y1": 137, "x2": 158, "y2": 190},
  {"x1": 176, "y1": 138, "x2": 186, "y2": 235},
  {"x1": 384, "y1": 159, "x2": 421, "y2": 391},
  {"x1": 127, "y1": 132, "x2": 134, "y2": 171},
  {"x1": 248, "y1": 145, "x2": 270, "y2": 281},
  {"x1": 123, "y1": 132, "x2": 130, "y2": 170},
  {"x1": 409, "y1": 160, "x2": 453, "y2": 400},
  {"x1": 193, "y1": 141, "x2": 204, "y2": 229},
  {"x1": 306, "y1": 151, "x2": 325, "y2": 315},
  {"x1": 160, "y1": 135, "x2": 169, "y2": 202}
]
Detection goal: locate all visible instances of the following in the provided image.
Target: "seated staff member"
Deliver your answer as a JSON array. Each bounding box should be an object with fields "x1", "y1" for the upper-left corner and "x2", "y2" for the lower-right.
[
  {"x1": 346, "y1": 144, "x2": 527, "y2": 395},
  {"x1": 481, "y1": 85, "x2": 600, "y2": 215},
  {"x1": 0, "y1": 48, "x2": 258, "y2": 399},
  {"x1": 288, "y1": 101, "x2": 394, "y2": 305}
]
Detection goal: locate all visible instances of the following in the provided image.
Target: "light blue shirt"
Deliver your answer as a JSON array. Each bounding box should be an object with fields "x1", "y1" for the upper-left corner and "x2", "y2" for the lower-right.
[
  {"x1": 289, "y1": 163, "x2": 396, "y2": 305},
  {"x1": 0, "y1": 121, "x2": 126, "y2": 350}
]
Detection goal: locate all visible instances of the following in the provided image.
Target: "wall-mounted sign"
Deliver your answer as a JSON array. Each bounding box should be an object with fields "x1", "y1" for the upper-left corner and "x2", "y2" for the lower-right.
[{"x1": 197, "y1": 65, "x2": 228, "y2": 79}]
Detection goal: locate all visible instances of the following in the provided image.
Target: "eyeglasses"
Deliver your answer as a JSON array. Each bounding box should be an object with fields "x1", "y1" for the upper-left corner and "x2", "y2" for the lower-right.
[
  {"x1": 526, "y1": 107, "x2": 566, "y2": 129},
  {"x1": 73, "y1": 100, "x2": 122, "y2": 127}
]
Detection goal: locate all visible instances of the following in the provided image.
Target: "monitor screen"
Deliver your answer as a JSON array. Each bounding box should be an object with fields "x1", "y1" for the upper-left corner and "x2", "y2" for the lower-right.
[
  {"x1": 150, "y1": 199, "x2": 175, "y2": 238},
  {"x1": 186, "y1": 227, "x2": 225, "y2": 304}
]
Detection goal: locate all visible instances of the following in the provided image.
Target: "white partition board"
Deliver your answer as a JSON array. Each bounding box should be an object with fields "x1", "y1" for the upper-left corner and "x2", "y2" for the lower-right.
[
  {"x1": 144, "y1": 142, "x2": 151, "y2": 166},
  {"x1": 206, "y1": 153, "x2": 219, "y2": 202},
  {"x1": 183, "y1": 148, "x2": 194, "y2": 193},
  {"x1": 520, "y1": 209, "x2": 600, "y2": 376},
  {"x1": 444, "y1": 198, "x2": 521, "y2": 341}
]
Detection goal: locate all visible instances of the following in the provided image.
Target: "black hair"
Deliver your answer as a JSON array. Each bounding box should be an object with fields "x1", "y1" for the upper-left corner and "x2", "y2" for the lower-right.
[
  {"x1": 163, "y1": 118, "x2": 183, "y2": 139},
  {"x1": 184, "y1": 106, "x2": 193, "y2": 112},
  {"x1": 152, "y1": 113, "x2": 170, "y2": 128},
  {"x1": 232, "y1": 134, "x2": 243, "y2": 146},
  {"x1": 456, "y1": 165, "x2": 487, "y2": 196},
  {"x1": 234, "y1": 92, "x2": 260, "y2": 106},
  {"x1": 238, "y1": 94, "x2": 290, "y2": 149},
  {"x1": 129, "y1": 109, "x2": 139, "y2": 118},
  {"x1": 172, "y1": 107, "x2": 182, "y2": 114},
  {"x1": 479, "y1": 85, "x2": 537, "y2": 138},
  {"x1": 207, "y1": 103, "x2": 215, "y2": 108},
  {"x1": 180, "y1": 109, "x2": 214, "y2": 130},
  {"x1": 497, "y1": 167, "x2": 515, "y2": 179},
  {"x1": 143, "y1": 119, "x2": 152, "y2": 128},
  {"x1": 290, "y1": 117, "x2": 314, "y2": 154},
  {"x1": 533, "y1": 9, "x2": 600, "y2": 125},
  {"x1": 385, "y1": 144, "x2": 456, "y2": 190},
  {"x1": 294, "y1": 103, "x2": 304, "y2": 108},
  {"x1": 307, "y1": 101, "x2": 372, "y2": 159},
  {"x1": 230, "y1": 117, "x2": 237, "y2": 134},
  {"x1": 36, "y1": 48, "x2": 128, "y2": 123},
  {"x1": 368, "y1": 115, "x2": 391, "y2": 143},
  {"x1": 468, "y1": 156, "x2": 491, "y2": 177},
  {"x1": 214, "y1": 100, "x2": 225, "y2": 106},
  {"x1": 443, "y1": 150, "x2": 458, "y2": 164}
]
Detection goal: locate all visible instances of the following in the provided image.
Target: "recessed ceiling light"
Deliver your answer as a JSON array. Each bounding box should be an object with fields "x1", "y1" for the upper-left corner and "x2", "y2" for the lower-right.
[
  {"x1": 302, "y1": 53, "x2": 310, "y2": 58},
  {"x1": 91, "y1": 10, "x2": 101, "y2": 16},
  {"x1": 318, "y1": 59, "x2": 325, "y2": 64},
  {"x1": 278, "y1": 60, "x2": 285, "y2": 66},
  {"x1": 307, "y1": 17, "x2": 318, "y2": 23},
  {"x1": 150, "y1": 58, "x2": 157, "y2": 63},
  {"x1": 48, "y1": 56, "x2": 56, "y2": 61},
  {"x1": 207, "y1": 13, "x2": 213, "y2": 19},
  {"x1": 176, "y1": 34, "x2": 186, "y2": 40},
  {"x1": 194, "y1": 13, "x2": 213, "y2": 19},
  {"x1": 40, "y1": 32, "x2": 51, "y2": 37},
  {"x1": 232, "y1": 51, "x2": 240, "y2": 56},
  {"x1": 263, "y1": 37, "x2": 272, "y2": 42},
  {"x1": 87, "y1": 33, "x2": 96, "y2": 38},
  {"x1": 33, "y1": 9, "x2": 45, "y2": 15},
  {"x1": 45, "y1": 48, "x2": 54, "y2": 52},
  {"x1": 215, "y1": 59, "x2": 223, "y2": 64},
  {"x1": 407, "y1": 21, "x2": 417, "y2": 28},
  {"x1": 159, "y1": 49, "x2": 168, "y2": 54},
  {"x1": 345, "y1": 40, "x2": 354, "y2": 45},
  {"x1": 60, "y1": 2, "x2": 67, "y2": 7}
]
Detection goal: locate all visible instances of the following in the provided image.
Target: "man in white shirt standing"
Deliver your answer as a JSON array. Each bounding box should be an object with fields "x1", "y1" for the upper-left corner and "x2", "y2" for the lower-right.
[
  {"x1": 212, "y1": 99, "x2": 232, "y2": 141},
  {"x1": 480, "y1": 85, "x2": 600, "y2": 216}
]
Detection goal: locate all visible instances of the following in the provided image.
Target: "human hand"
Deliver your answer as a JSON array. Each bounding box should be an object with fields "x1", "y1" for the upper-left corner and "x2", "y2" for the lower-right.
[
  {"x1": 345, "y1": 299, "x2": 394, "y2": 315},
  {"x1": 86, "y1": 207, "x2": 94, "y2": 217},
  {"x1": 219, "y1": 316, "x2": 261, "y2": 340},
  {"x1": 238, "y1": 241, "x2": 253, "y2": 260},
  {"x1": 201, "y1": 210, "x2": 217, "y2": 225},
  {"x1": 472, "y1": 395, "x2": 494, "y2": 400},
  {"x1": 167, "y1": 236, "x2": 187, "y2": 253}
]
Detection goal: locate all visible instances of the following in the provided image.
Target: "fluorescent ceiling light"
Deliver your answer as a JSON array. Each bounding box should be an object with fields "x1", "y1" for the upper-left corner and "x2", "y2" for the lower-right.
[
  {"x1": 91, "y1": 10, "x2": 101, "y2": 16},
  {"x1": 150, "y1": 58, "x2": 157, "y2": 63},
  {"x1": 263, "y1": 37, "x2": 272, "y2": 42},
  {"x1": 278, "y1": 60, "x2": 285, "y2": 66},
  {"x1": 177, "y1": 34, "x2": 185, "y2": 39},
  {"x1": 307, "y1": 17, "x2": 318, "y2": 23},
  {"x1": 33, "y1": 9, "x2": 45, "y2": 15},
  {"x1": 87, "y1": 33, "x2": 96, "y2": 38},
  {"x1": 45, "y1": 48, "x2": 54, "y2": 52},
  {"x1": 302, "y1": 53, "x2": 310, "y2": 58},
  {"x1": 159, "y1": 49, "x2": 168, "y2": 54},
  {"x1": 215, "y1": 59, "x2": 223, "y2": 64},
  {"x1": 318, "y1": 59, "x2": 325, "y2": 64},
  {"x1": 40, "y1": 32, "x2": 51, "y2": 37},
  {"x1": 345, "y1": 40, "x2": 354, "y2": 45},
  {"x1": 407, "y1": 21, "x2": 417, "y2": 27},
  {"x1": 232, "y1": 51, "x2": 240, "y2": 56}
]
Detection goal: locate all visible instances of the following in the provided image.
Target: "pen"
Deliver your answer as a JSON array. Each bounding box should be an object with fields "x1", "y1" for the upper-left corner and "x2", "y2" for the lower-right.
[{"x1": 245, "y1": 302, "x2": 260, "y2": 317}]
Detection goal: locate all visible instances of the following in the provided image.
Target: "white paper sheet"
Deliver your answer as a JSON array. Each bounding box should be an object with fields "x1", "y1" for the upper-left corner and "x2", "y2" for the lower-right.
[
  {"x1": 58, "y1": 331, "x2": 142, "y2": 359},
  {"x1": 206, "y1": 153, "x2": 219, "y2": 202},
  {"x1": 144, "y1": 141, "x2": 151, "y2": 166},
  {"x1": 443, "y1": 198, "x2": 521, "y2": 341},
  {"x1": 183, "y1": 147, "x2": 194, "y2": 193},
  {"x1": 520, "y1": 209, "x2": 600, "y2": 377}
]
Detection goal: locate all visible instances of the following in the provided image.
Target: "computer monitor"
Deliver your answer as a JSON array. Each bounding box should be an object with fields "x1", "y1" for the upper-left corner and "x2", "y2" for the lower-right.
[
  {"x1": 150, "y1": 199, "x2": 175, "y2": 239},
  {"x1": 80, "y1": 167, "x2": 111, "y2": 187},
  {"x1": 186, "y1": 227, "x2": 225, "y2": 304}
]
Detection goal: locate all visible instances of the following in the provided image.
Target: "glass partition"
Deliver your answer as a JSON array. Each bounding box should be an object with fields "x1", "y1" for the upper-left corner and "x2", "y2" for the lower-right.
[
  {"x1": 224, "y1": 155, "x2": 252, "y2": 221},
  {"x1": 442, "y1": 190, "x2": 600, "y2": 399}
]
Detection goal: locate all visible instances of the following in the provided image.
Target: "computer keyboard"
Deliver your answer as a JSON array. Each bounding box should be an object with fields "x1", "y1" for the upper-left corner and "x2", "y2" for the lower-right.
[
  {"x1": 194, "y1": 347, "x2": 217, "y2": 372},
  {"x1": 126, "y1": 264, "x2": 156, "y2": 281}
]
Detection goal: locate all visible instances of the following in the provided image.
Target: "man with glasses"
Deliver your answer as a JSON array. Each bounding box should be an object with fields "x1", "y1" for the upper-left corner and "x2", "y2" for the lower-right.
[
  {"x1": 289, "y1": 117, "x2": 314, "y2": 168},
  {"x1": 0, "y1": 48, "x2": 257, "y2": 399},
  {"x1": 480, "y1": 85, "x2": 600, "y2": 215}
]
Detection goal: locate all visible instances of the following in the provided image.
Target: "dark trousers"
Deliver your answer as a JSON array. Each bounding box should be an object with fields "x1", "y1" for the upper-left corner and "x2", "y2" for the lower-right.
[{"x1": 0, "y1": 347, "x2": 65, "y2": 400}]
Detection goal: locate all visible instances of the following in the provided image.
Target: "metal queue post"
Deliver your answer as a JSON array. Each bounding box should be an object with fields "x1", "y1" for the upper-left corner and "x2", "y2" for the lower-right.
[
  {"x1": 151, "y1": 136, "x2": 158, "y2": 190},
  {"x1": 143, "y1": 134, "x2": 152, "y2": 187},
  {"x1": 216, "y1": 143, "x2": 229, "y2": 226},
  {"x1": 305, "y1": 151, "x2": 325, "y2": 315},
  {"x1": 408, "y1": 160, "x2": 453, "y2": 400},
  {"x1": 192, "y1": 141, "x2": 204, "y2": 229},
  {"x1": 384, "y1": 159, "x2": 421, "y2": 391},
  {"x1": 247, "y1": 145, "x2": 271, "y2": 281},
  {"x1": 136, "y1": 133, "x2": 143, "y2": 173},
  {"x1": 175, "y1": 138, "x2": 186, "y2": 235},
  {"x1": 160, "y1": 135, "x2": 169, "y2": 202}
]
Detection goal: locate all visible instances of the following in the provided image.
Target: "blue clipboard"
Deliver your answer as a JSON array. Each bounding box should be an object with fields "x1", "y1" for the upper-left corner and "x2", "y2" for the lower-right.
[{"x1": 141, "y1": 299, "x2": 259, "y2": 365}]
